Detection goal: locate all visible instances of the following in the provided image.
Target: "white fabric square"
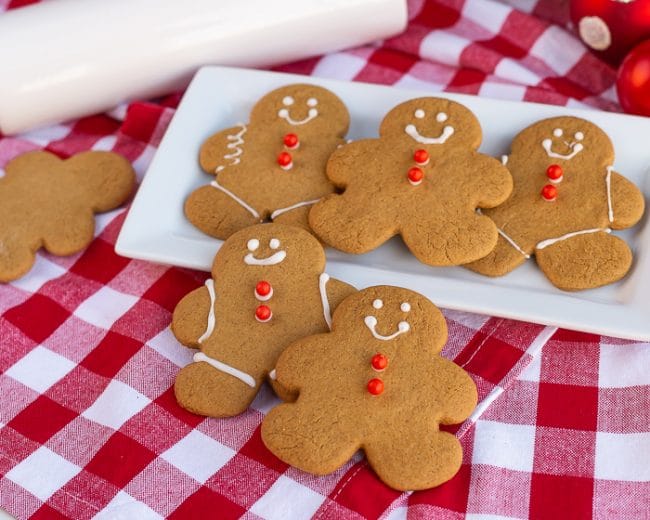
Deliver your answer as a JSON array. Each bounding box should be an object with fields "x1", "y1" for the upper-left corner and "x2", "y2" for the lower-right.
[
  {"x1": 161, "y1": 430, "x2": 236, "y2": 484},
  {"x1": 494, "y1": 59, "x2": 541, "y2": 86},
  {"x1": 518, "y1": 349, "x2": 542, "y2": 382},
  {"x1": 392, "y1": 74, "x2": 445, "y2": 92},
  {"x1": 6, "y1": 446, "x2": 81, "y2": 501},
  {"x1": 10, "y1": 255, "x2": 67, "y2": 293},
  {"x1": 21, "y1": 124, "x2": 71, "y2": 146},
  {"x1": 95, "y1": 491, "x2": 163, "y2": 520},
  {"x1": 385, "y1": 506, "x2": 408, "y2": 520},
  {"x1": 312, "y1": 52, "x2": 368, "y2": 80},
  {"x1": 147, "y1": 328, "x2": 194, "y2": 368},
  {"x1": 467, "y1": 514, "x2": 521, "y2": 520},
  {"x1": 463, "y1": 0, "x2": 510, "y2": 33},
  {"x1": 82, "y1": 379, "x2": 150, "y2": 430},
  {"x1": 6, "y1": 346, "x2": 75, "y2": 393},
  {"x1": 74, "y1": 286, "x2": 138, "y2": 329},
  {"x1": 595, "y1": 432, "x2": 650, "y2": 481},
  {"x1": 599, "y1": 343, "x2": 650, "y2": 388},
  {"x1": 472, "y1": 420, "x2": 535, "y2": 472},
  {"x1": 420, "y1": 32, "x2": 469, "y2": 66},
  {"x1": 250, "y1": 475, "x2": 326, "y2": 520},
  {"x1": 529, "y1": 26, "x2": 585, "y2": 75},
  {"x1": 478, "y1": 82, "x2": 526, "y2": 102}
]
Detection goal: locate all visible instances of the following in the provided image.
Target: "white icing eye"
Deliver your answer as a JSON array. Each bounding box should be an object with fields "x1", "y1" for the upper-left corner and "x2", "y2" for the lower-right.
[
  {"x1": 400, "y1": 302, "x2": 411, "y2": 312},
  {"x1": 414, "y1": 109, "x2": 425, "y2": 119},
  {"x1": 307, "y1": 97, "x2": 318, "y2": 107},
  {"x1": 436, "y1": 112, "x2": 448, "y2": 123},
  {"x1": 574, "y1": 131, "x2": 584, "y2": 141},
  {"x1": 269, "y1": 238, "x2": 280, "y2": 249},
  {"x1": 308, "y1": 108, "x2": 318, "y2": 118},
  {"x1": 282, "y1": 96, "x2": 294, "y2": 106},
  {"x1": 553, "y1": 128, "x2": 563, "y2": 137},
  {"x1": 278, "y1": 109, "x2": 289, "y2": 118},
  {"x1": 247, "y1": 239, "x2": 259, "y2": 252},
  {"x1": 398, "y1": 321, "x2": 410, "y2": 332},
  {"x1": 372, "y1": 299, "x2": 383, "y2": 309}
]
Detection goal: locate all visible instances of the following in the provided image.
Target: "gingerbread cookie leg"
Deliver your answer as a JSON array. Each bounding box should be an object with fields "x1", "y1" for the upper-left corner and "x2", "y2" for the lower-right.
[
  {"x1": 0, "y1": 235, "x2": 38, "y2": 283},
  {"x1": 535, "y1": 230, "x2": 632, "y2": 290},
  {"x1": 465, "y1": 233, "x2": 530, "y2": 277},
  {"x1": 184, "y1": 184, "x2": 261, "y2": 239},
  {"x1": 41, "y1": 209, "x2": 95, "y2": 256},
  {"x1": 171, "y1": 281, "x2": 215, "y2": 349}
]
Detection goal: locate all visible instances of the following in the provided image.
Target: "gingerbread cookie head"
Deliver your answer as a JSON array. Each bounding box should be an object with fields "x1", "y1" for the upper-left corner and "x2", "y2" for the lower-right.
[
  {"x1": 0, "y1": 150, "x2": 134, "y2": 282},
  {"x1": 249, "y1": 84, "x2": 349, "y2": 137},
  {"x1": 379, "y1": 97, "x2": 482, "y2": 153}
]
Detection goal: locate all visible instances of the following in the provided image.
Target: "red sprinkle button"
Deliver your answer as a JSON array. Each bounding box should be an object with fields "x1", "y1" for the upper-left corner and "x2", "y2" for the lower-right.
[
  {"x1": 255, "y1": 305, "x2": 272, "y2": 322},
  {"x1": 371, "y1": 353, "x2": 388, "y2": 372},
  {"x1": 408, "y1": 167, "x2": 424, "y2": 186},
  {"x1": 255, "y1": 281, "x2": 273, "y2": 301},
  {"x1": 367, "y1": 378, "x2": 384, "y2": 395},
  {"x1": 541, "y1": 184, "x2": 558, "y2": 201},
  {"x1": 413, "y1": 149, "x2": 429, "y2": 166},
  {"x1": 277, "y1": 151, "x2": 293, "y2": 170},
  {"x1": 283, "y1": 133, "x2": 299, "y2": 149},
  {"x1": 546, "y1": 164, "x2": 563, "y2": 183}
]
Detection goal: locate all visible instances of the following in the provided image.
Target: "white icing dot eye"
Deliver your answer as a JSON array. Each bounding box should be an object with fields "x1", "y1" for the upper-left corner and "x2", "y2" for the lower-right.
[
  {"x1": 414, "y1": 109, "x2": 425, "y2": 119},
  {"x1": 247, "y1": 239, "x2": 259, "y2": 252},
  {"x1": 278, "y1": 109, "x2": 288, "y2": 117},
  {"x1": 398, "y1": 321, "x2": 410, "y2": 332},
  {"x1": 269, "y1": 238, "x2": 280, "y2": 249},
  {"x1": 373, "y1": 299, "x2": 383, "y2": 309},
  {"x1": 307, "y1": 97, "x2": 318, "y2": 107},
  {"x1": 400, "y1": 302, "x2": 411, "y2": 312},
  {"x1": 308, "y1": 108, "x2": 318, "y2": 117},
  {"x1": 553, "y1": 128, "x2": 563, "y2": 137},
  {"x1": 436, "y1": 112, "x2": 448, "y2": 123},
  {"x1": 574, "y1": 131, "x2": 584, "y2": 141},
  {"x1": 282, "y1": 96, "x2": 294, "y2": 106}
]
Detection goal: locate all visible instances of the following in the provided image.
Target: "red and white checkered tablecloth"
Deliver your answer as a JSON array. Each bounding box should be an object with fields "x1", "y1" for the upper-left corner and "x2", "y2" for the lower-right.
[{"x1": 1, "y1": 0, "x2": 648, "y2": 519}]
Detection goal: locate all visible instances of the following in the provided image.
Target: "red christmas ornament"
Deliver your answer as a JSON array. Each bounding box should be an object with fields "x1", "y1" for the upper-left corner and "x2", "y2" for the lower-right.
[
  {"x1": 255, "y1": 281, "x2": 273, "y2": 301},
  {"x1": 408, "y1": 167, "x2": 424, "y2": 186},
  {"x1": 413, "y1": 149, "x2": 429, "y2": 166},
  {"x1": 570, "y1": 0, "x2": 650, "y2": 65},
  {"x1": 283, "y1": 133, "x2": 299, "y2": 149},
  {"x1": 617, "y1": 40, "x2": 650, "y2": 116},
  {"x1": 546, "y1": 164, "x2": 563, "y2": 183},
  {"x1": 541, "y1": 184, "x2": 558, "y2": 202},
  {"x1": 367, "y1": 378, "x2": 384, "y2": 395},
  {"x1": 277, "y1": 151, "x2": 293, "y2": 170},
  {"x1": 371, "y1": 353, "x2": 388, "y2": 372},
  {"x1": 255, "y1": 305, "x2": 272, "y2": 322}
]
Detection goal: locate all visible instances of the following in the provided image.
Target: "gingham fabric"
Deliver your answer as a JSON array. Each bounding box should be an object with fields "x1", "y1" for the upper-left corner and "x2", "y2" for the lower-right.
[{"x1": 1, "y1": 0, "x2": 648, "y2": 519}]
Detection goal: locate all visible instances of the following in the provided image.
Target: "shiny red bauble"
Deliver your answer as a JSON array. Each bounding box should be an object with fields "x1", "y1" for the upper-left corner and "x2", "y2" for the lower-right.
[
  {"x1": 367, "y1": 378, "x2": 384, "y2": 395},
  {"x1": 371, "y1": 353, "x2": 388, "y2": 372},
  {"x1": 616, "y1": 40, "x2": 650, "y2": 116},
  {"x1": 541, "y1": 184, "x2": 558, "y2": 202}
]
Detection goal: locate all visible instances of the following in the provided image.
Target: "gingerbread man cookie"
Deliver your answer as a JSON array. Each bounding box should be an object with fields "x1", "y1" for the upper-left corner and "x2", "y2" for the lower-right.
[
  {"x1": 467, "y1": 116, "x2": 645, "y2": 290},
  {"x1": 261, "y1": 286, "x2": 477, "y2": 491},
  {"x1": 309, "y1": 97, "x2": 512, "y2": 266},
  {"x1": 172, "y1": 223, "x2": 356, "y2": 417},
  {"x1": 0, "y1": 150, "x2": 135, "y2": 282},
  {"x1": 185, "y1": 84, "x2": 350, "y2": 239}
]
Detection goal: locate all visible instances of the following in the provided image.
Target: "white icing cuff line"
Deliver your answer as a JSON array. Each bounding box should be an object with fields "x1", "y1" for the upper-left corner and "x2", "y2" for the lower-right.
[{"x1": 193, "y1": 352, "x2": 256, "y2": 388}]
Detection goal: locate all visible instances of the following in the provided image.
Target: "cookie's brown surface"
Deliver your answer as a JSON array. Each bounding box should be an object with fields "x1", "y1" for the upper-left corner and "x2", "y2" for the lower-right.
[
  {"x1": 0, "y1": 150, "x2": 135, "y2": 282},
  {"x1": 466, "y1": 116, "x2": 645, "y2": 290},
  {"x1": 261, "y1": 286, "x2": 477, "y2": 491},
  {"x1": 309, "y1": 97, "x2": 512, "y2": 266},
  {"x1": 185, "y1": 84, "x2": 349, "y2": 239},
  {"x1": 171, "y1": 223, "x2": 355, "y2": 418}
]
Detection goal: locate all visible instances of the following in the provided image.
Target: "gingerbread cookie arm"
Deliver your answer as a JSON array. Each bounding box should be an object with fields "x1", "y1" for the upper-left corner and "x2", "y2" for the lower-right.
[
  {"x1": 608, "y1": 170, "x2": 645, "y2": 230},
  {"x1": 0, "y1": 235, "x2": 39, "y2": 283},
  {"x1": 198, "y1": 125, "x2": 247, "y2": 175},
  {"x1": 467, "y1": 153, "x2": 513, "y2": 208},
  {"x1": 435, "y1": 359, "x2": 478, "y2": 425},
  {"x1": 325, "y1": 139, "x2": 379, "y2": 188},
  {"x1": 322, "y1": 275, "x2": 357, "y2": 330},
  {"x1": 171, "y1": 281, "x2": 215, "y2": 349}
]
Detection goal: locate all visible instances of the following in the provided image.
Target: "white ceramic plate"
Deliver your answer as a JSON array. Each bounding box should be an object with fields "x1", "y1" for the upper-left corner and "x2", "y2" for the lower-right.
[{"x1": 116, "y1": 66, "x2": 650, "y2": 341}]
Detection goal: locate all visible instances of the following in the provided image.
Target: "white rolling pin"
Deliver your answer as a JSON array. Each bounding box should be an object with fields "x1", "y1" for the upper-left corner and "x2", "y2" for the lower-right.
[{"x1": 0, "y1": 0, "x2": 407, "y2": 134}]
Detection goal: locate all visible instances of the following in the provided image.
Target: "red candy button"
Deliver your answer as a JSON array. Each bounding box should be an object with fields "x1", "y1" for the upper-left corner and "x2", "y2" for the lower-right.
[
  {"x1": 367, "y1": 378, "x2": 384, "y2": 395},
  {"x1": 541, "y1": 184, "x2": 558, "y2": 201},
  {"x1": 371, "y1": 353, "x2": 388, "y2": 372},
  {"x1": 255, "y1": 281, "x2": 273, "y2": 301},
  {"x1": 283, "y1": 133, "x2": 299, "y2": 149},
  {"x1": 255, "y1": 305, "x2": 272, "y2": 322},
  {"x1": 546, "y1": 164, "x2": 563, "y2": 183},
  {"x1": 408, "y1": 167, "x2": 424, "y2": 186},
  {"x1": 413, "y1": 149, "x2": 429, "y2": 166},
  {"x1": 277, "y1": 151, "x2": 293, "y2": 170}
]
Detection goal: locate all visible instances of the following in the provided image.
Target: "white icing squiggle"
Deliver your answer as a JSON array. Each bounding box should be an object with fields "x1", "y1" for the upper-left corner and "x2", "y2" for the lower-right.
[
  {"x1": 270, "y1": 199, "x2": 320, "y2": 220},
  {"x1": 215, "y1": 124, "x2": 247, "y2": 172},
  {"x1": 364, "y1": 315, "x2": 410, "y2": 341},
  {"x1": 536, "y1": 228, "x2": 610, "y2": 250},
  {"x1": 319, "y1": 273, "x2": 332, "y2": 330},
  {"x1": 244, "y1": 250, "x2": 287, "y2": 266},
  {"x1": 542, "y1": 138, "x2": 583, "y2": 160},
  {"x1": 198, "y1": 279, "x2": 216, "y2": 344},
  {"x1": 606, "y1": 166, "x2": 614, "y2": 223},
  {"x1": 193, "y1": 352, "x2": 256, "y2": 388},
  {"x1": 210, "y1": 180, "x2": 260, "y2": 219},
  {"x1": 405, "y1": 124, "x2": 454, "y2": 144},
  {"x1": 497, "y1": 228, "x2": 530, "y2": 259}
]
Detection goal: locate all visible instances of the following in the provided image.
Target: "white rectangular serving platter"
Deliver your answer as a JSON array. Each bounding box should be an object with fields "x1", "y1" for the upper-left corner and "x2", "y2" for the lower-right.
[{"x1": 116, "y1": 66, "x2": 650, "y2": 341}]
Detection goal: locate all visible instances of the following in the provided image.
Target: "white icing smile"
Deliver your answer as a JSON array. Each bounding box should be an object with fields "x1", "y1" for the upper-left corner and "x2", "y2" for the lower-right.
[
  {"x1": 278, "y1": 95, "x2": 319, "y2": 126},
  {"x1": 364, "y1": 300, "x2": 411, "y2": 341},
  {"x1": 542, "y1": 129, "x2": 584, "y2": 160},
  {"x1": 244, "y1": 237, "x2": 287, "y2": 266},
  {"x1": 404, "y1": 109, "x2": 454, "y2": 144}
]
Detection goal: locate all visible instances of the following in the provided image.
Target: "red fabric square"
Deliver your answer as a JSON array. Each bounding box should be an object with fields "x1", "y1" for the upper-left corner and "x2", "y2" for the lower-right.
[
  {"x1": 237, "y1": 426, "x2": 288, "y2": 474},
  {"x1": 4, "y1": 294, "x2": 70, "y2": 344},
  {"x1": 529, "y1": 473, "x2": 593, "y2": 520},
  {"x1": 48, "y1": 471, "x2": 119, "y2": 519},
  {"x1": 410, "y1": 463, "x2": 471, "y2": 512},
  {"x1": 533, "y1": 427, "x2": 596, "y2": 477},
  {"x1": 456, "y1": 334, "x2": 523, "y2": 386},
  {"x1": 121, "y1": 103, "x2": 166, "y2": 143},
  {"x1": 142, "y1": 268, "x2": 203, "y2": 313},
  {"x1": 169, "y1": 487, "x2": 246, "y2": 520},
  {"x1": 154, "y1": 388, "x2": 204, "y2": 429},
  {"x1": 80, "y1": 330, "x2": 142, "y2": 379},
  {"x1": 0, "y1": 427, "x2": 40, "y2": 475},
  {"x1": 85, "y1": 431, "x2": 156, "y2": 489},
  {"x1": 447, "y1": 69, "x2": 487, "y2": 94},
  {"x1": 121, "y1": 403, "x2": 190, "y2": 454},
  {"x1": 536, "y1": 382, "x2": 598, "y2": 431},
  {"x1": 8, "y1": 396, "x2": 77, "y2": 444},
  {"x1": 70, "y1": 238, "x2": 131, "y2": 284},
  {"x1": 412, "y1": 0, "x2": 461, "y2": 29},
  {"x1": 30, "y1": 504, "x2": 70, "y2": 520}
]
